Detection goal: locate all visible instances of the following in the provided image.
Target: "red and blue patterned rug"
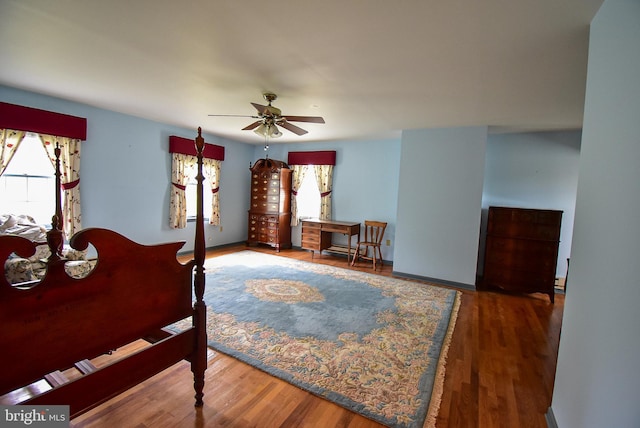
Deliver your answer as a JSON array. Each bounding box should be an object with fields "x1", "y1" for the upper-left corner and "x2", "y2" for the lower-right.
[{"x1": 180, "y1": 250, "x2": 460, "y2": 428}]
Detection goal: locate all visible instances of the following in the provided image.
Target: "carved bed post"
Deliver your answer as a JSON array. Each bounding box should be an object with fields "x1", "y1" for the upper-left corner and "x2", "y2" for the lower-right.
[
  {"x1": 192, "y1": 127, "x2": 207, "y2": 406},
  {"x1": 46, "y1": 141, "x2": 64, "y2": 261}
]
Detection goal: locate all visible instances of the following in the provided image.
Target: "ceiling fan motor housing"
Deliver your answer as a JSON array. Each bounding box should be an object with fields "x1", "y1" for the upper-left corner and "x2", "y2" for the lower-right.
[
  {"x1": 262, "y1": 93, "x2": 281, "y2": 117},
  {"x1": 263, "y1": 92, "x2": 277, "y2": 103},
  {"x1": 263, "y1": 105, "x2": 281, "y2": 118}
]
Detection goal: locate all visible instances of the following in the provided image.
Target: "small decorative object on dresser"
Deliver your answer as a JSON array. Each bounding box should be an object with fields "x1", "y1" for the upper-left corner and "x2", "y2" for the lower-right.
[
  {"x1": 246, "y1": 158, "x2": 292, "y2": 251},
  {"x1": 483, "y1": 206, "x2": 562, "y2": 303}
]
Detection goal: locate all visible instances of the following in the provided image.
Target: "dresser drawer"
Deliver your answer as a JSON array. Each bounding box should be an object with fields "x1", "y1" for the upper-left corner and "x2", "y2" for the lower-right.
[
  {"x1": 252, "y1": 185, "x2": 269, "y2": 194},
  {"x1": 301, "y1": 221, "x2": 321, "y2": 231},
  {"x1": 487, "y1": 222, "x2": 561, "y2": 240},
  {"x1": 301, "y1": 240, "x2": 321, "y2": 251},
  {"x1": 259, "y1": 231, "x2": 278, "y2": 243},
  {"x1": 483, "y1": 266, "x2": 555, "y2": 293},
  {"x1": 489, "y1": 207, "x2": 561, "y2": 224},
  {"x1": 485, "y1": 236, "x2": 559, "y2": 259},
  {"x1": 301, "y1": 225, "x2": 321, "y2": 250},
  {"x1": 301, "y1": 232, "x2": 320, "y2": 243},
  {"x1": 301, "y1": 223, "x2": 321, "y2": 241},
  {"x1": 251, "y1": 201, "x2": 267, "y2": 211}
]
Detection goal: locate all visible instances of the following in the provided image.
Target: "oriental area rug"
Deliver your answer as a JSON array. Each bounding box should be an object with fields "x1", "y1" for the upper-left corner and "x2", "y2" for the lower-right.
[{"x1": 175, "y1": 250, "x2": 460, "y2": 428}]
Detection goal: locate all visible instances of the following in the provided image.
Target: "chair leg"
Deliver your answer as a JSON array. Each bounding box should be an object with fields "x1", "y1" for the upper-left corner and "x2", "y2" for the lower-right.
[
  {"x1": 372, "y1": 245, "x2": 376, "y2": 270},
  {"x1": 373, "y1": 246, "x2": 382, "y2": 270},
  {"x1": 351, "y1": 246, "x2": 360, "y2": 266}
]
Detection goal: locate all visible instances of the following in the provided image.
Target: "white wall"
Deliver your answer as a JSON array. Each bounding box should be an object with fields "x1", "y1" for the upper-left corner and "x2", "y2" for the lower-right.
[
  {"x1": 393, "y1": 127, "x2": 487, "y2": 287},
  {"x1": 550, "y1": 2, "x2": 640, "y2": 427},
  {"x1": 481, "y1": 131, "x2": 581, "y2": 277}
]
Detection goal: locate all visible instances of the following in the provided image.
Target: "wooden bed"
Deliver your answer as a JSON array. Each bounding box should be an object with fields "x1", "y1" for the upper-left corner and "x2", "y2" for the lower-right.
[{"x1": 0, "y1": 128, "x2": 208, "y2": 419}]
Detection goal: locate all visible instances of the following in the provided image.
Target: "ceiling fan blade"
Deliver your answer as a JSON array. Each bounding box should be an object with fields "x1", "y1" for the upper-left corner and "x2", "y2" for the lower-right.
[
  {"x1": 208, "y1": 114, "x2": 259, "y2": 118},
  {"x1": 282, "y1": 115, "x2": 325, "y2": 124},
  {"x1": 279, "y1": 120, "x2": 308, "y2": 136},
  {"x1": 242, "y1": 121, "x2": 262, "y2": 131},
  {"x1": 251, "y1": 103, "x2": 269, "y2": 115}
]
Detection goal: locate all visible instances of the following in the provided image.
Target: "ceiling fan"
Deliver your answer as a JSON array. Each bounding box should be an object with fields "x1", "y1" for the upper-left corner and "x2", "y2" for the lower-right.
[{"x1": 209, "y1": 93, "x2": 325, "y2": 138}]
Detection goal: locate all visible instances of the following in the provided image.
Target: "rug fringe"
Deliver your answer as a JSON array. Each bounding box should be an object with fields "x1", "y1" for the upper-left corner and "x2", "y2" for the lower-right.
[{"x1": 423, "y1": 291, "x2": 462, "y2": 428}]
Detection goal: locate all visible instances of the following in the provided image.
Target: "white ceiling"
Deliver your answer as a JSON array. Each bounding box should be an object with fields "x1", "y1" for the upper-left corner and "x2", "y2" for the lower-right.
[{"x1": 0, "y1": 0, "x2": 603, "y2": 144}]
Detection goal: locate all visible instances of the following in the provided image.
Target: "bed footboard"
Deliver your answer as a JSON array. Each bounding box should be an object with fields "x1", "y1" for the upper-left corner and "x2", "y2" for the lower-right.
[{"x1": 0, "y1": 128, "x2": 208, "y2": 418}]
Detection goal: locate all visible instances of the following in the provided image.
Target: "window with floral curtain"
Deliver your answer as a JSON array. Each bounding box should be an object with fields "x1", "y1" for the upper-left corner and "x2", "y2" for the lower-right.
[
  {"x1": 0, "y1": 129, "x2": 26, "y2": 175},
  {"x1": 289, "y1": 164, "x2": 307, "y2": 226},
  {"x1": 0, "y1": 102, "x2": 87, "y2": 239},
  {"x1": 169, "y1": 135, "x2": 225, "y2": 229},
  {"x1": 314, "y1": 163, "x2": 334, "y2": 220},
  {"x1": 203, "y1": 157, "x2": 222, "y2": 225},
  {"x1": 287, "y1": 151, "x2": 336, "y2": 226}
]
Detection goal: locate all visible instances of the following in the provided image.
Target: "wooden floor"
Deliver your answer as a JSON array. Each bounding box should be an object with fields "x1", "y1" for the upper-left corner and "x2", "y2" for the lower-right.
[{"x1": 70, "y1": 244, "x2": 564, "y2": 428}]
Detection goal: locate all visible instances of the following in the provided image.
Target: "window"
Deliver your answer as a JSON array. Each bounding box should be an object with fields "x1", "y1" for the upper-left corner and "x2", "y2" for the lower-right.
[
  {"x1": 296, "y1": 170, "x2": 320, "y2": 220},
  {"x1": 185, "y1": 175, "x2": 212, "y2": 221},
  {"x1": 0, "y1": 133, "x2": 55, "y2": 225}
]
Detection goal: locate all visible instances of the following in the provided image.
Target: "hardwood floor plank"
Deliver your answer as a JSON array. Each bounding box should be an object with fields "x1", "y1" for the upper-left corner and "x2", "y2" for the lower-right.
[{"x1": 65, "y1": 244, "x2": 564, "y2": 427}]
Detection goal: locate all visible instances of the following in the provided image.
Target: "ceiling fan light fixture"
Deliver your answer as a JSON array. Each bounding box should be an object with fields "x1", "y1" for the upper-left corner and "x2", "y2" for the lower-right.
[
  {"x1": 269, "y1": 124, "x2": 282, "y2": 138},
  {"x1": 254, "y1": 123, "x2": 282, "y2": 139},
  {"x1": 253, "y1": 124, "x2": 267, "y2": 137}
]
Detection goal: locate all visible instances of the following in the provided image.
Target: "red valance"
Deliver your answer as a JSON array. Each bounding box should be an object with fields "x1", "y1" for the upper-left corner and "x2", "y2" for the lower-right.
[
  {"x1": 169, "y1": 135, "x2": 225, "y2": 160},
  {"x1": 287, "y1": 150, "x2": 336, "y2": 165},
  {"x1": 0, "y1": 102, "x2": 87, "y2": 140}
]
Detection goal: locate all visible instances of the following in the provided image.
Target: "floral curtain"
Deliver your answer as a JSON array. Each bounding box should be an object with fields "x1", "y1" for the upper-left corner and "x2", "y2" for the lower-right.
[
  {"x1": 314, "y1": 164, "x2": 333, "y2": 221},
  {"x1": 169, "y1": 135, "x2": 224, "y2": 229},
  {"x1": 0, "y1": 128, "x2": 26, "y2": 175},
  {"x1": 290, "y1": 164, "x2": 309, "y2": 226},
  {"x1": 169, "y1": 153, "x2": 197, "y2": 229},
  {"x1": 203, "y1": 158, "x2": 221, "y2": 225},
  {"x1": 40, "y1": 134, "x2": 82, "y2": 238}
]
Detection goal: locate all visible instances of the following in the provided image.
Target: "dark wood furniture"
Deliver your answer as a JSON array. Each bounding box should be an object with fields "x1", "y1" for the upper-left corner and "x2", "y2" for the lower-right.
[
  {"x1": 301, "y1": 219, "x2": 361, "y2": 263},
  {"x1": 483, "y1": 206, "x2": 562, "y2": 302},
  {"x1": 247, "y1": 158, "x2": 292, "y2": 252},
  {"x1": 0, "y1": 128, "x2": 208, "y2": 418}
]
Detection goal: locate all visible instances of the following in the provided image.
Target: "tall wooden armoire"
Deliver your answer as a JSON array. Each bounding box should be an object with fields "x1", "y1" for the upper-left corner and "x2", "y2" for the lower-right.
[
  {"x1": 483, "y1": 206, "x2": 562, "y2": 303},
  {"x1": 246, "y1": 158, "x2": 292, "y2": 252}
]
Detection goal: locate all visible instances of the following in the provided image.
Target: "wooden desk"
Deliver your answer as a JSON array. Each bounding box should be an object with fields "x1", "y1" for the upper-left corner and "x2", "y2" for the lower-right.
[{"x1": 300, "y1": 219, "x2": 360, "y2": 263}]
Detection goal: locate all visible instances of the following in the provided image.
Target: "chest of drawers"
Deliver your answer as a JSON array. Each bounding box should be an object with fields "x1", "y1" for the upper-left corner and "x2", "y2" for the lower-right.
[
  {"x1": 246, "y1": 158, "x2": 292, "y2": 251},
  {"x1": 483, "y1": 206, "x2": 562, "y2": 302}
]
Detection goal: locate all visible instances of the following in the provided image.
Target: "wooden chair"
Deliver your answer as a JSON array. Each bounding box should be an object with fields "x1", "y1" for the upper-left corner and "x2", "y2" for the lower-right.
[{"x1": 351, "y1": 220, "x2": 387, "y2": 270}]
